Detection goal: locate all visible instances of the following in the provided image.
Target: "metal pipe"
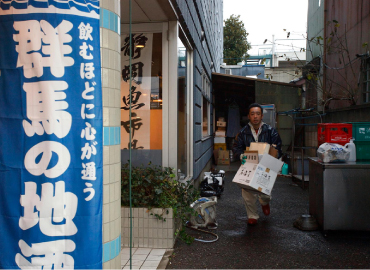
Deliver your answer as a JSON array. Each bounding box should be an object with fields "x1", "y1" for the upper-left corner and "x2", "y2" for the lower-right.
[
  {"x1": 301, "y1": 147, "x2": 305, "y2": 189},
  {"x1": 289, "y1": 114, "x2": 295, "y2": 180},
  {"x1": 271, "y1": 35, "x2": 275, "y2": 67}
]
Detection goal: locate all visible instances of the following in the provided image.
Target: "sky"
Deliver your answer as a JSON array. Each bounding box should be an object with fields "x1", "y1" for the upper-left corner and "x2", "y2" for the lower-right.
[{"x1": 223, "y1": 0, "x2": 308, "y2": 56}]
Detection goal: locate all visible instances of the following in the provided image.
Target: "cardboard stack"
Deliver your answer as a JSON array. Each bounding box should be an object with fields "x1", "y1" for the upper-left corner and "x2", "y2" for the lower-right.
[
  {"x1": 215, "y1": 149, "x2": 230, "y2": 165},
  {"x1": 232, "y1": 143, "x2": 282, "y2": 195},
  {"x1": 215, "y1": 117, "x2": 226, "y2": 144},
  {"x1": 214, "y1": 117, "x2": 229, "y2": 164}
]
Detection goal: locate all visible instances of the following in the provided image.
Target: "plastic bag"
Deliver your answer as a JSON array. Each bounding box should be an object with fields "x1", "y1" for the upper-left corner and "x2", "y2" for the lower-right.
[{"x1": 317, "y1": 143, "x2": 350, "y2": 163}]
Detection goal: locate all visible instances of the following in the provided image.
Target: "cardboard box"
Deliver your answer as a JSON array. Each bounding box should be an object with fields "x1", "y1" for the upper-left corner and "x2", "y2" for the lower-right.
[
  {"x1": 215, "y1": 128, "x2": 226, "y2": 134},
  {"x1": 242, "y1": 151, "x2": 259, "y2": 164},
  {"x1": 232, "y1": 154, "x2": 284, "y2": 195},
  {"x1": 217, "y1": 121, "x2": 227, "y2": 127},
  {"x1": 214, "y1": 136, "x2": 226, "y2": 144},
  {"x1": 250, "y1": 142, "x2": 270, "y2": 155},
  {"x1": 269, "y1": 145, "x2": 279, "y2": 158},
  {"x1": 215, "y1": 130, "x2": 226, "y2": 137},
  {"x1": 217, "y1": 150, "x2": 230, "y2": 165},
  {"x1": 214, "y1": 143, "x2": 227, "y2": 150}
]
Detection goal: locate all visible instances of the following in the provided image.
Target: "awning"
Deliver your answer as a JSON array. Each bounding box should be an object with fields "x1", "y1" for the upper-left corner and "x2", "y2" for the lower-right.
[{"x1": 212, "y1": 72, "x2": 302, "y2": 117}]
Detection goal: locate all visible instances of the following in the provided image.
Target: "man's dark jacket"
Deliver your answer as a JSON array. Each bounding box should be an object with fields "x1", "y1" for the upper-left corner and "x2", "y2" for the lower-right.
[{"x1": 232, "y1": 123, "x2": 283, "y2": 159}]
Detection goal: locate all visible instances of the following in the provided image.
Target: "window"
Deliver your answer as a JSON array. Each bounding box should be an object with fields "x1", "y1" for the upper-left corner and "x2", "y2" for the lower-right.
[
  {"x1": 363, "y1": 58, "x2": 370, "y2": 103},
  {"x1": 177, "y1": 30, "x2": 193, "y2": 180},
  {"x1": 120, "y1": 32, "x2": 163, "y2": 166},
  {"x1": 202, "y1": 72, "x2": 211, "y2": 137}
]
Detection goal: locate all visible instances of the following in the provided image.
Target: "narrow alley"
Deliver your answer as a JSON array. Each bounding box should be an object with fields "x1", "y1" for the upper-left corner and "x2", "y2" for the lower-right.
[{"x1": 167, "y1": 170, "x2": 370, "y2": 269}]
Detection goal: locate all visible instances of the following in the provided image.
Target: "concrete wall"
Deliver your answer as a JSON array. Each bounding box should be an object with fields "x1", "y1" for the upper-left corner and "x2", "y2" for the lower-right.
[
  {"x1": 265, "y1": 67, "x2": 302, "y2": 83},
  {"x1": 100, "y1": 0, "x2": 122, "y2": 269},
  {"x1": 171, "y1": 0, "x2": 223, "y2": 180},
  {"x1": 307, "y1": 0, "x2": 370, "y2": 108},
  {"x1": 324, "y1": 0, "x2": 370, "y2": 107}
]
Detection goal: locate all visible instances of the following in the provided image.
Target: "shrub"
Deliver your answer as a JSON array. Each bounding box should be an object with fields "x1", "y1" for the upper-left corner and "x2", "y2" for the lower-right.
[{"x1": 121, "y1": 163, "x2": 199, "y2": 244}]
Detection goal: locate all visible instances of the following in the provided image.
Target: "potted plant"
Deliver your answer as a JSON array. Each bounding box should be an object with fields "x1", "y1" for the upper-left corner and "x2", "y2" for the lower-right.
[{"x1": 121, "y1": 163, "x2": 198, "y2": 248}]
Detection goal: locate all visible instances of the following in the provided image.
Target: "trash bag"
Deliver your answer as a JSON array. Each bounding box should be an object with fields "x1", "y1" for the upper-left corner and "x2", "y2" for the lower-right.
[
  {"x1": 317, "y1": 143, "x2": 350, "y2": 163},
  {"x1": 200, "y1": 176, "x2": 224, "y2": 198}
]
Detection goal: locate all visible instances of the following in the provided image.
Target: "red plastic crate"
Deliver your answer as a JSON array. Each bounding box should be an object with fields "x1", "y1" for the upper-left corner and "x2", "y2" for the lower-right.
[{"x1": 317, "y1": 123, "x2": 353, "y2": 146}]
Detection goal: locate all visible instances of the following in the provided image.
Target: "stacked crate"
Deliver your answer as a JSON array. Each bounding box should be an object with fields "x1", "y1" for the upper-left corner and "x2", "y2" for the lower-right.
[
  {"x1": 349, "y1": 122, "x2": 370, "y2": 160},
  {"x1": 317, "y1": 123, "x2": 352, "y2": 146}
]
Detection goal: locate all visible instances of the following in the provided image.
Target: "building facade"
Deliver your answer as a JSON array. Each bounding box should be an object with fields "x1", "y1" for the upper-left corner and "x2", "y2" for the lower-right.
[
  {"x1": 303, "y1": 0, "x2": 370, "y2": 156},
  {"x1": 120, "y1": 0, "x2": 223, "y2": 183},
  {"x1": 0, "y1": 0, "x2": 223, "y2": 269},
  {"x1": 306, "y1": 0, "x2": 370, "y2": 110}
]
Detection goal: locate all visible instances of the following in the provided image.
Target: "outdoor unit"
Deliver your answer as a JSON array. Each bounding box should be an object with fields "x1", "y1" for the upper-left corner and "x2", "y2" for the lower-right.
[{"x1": 261, "y1": 104, "x2": 276, "y2": 128}]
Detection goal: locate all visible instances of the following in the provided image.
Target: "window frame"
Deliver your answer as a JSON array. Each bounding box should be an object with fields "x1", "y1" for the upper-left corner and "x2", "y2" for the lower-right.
[
  {"x1": 170, "y1": 23, "x2": 193, "y2": 181},
  {"x1": 201, "y1": 71, "x2": 212, "y2": 139}
]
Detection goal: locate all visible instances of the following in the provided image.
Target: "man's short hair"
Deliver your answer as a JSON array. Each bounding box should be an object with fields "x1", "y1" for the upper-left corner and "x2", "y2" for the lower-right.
[{"x1": 248, "y1": 103, "x2": 263, "y2": 114}]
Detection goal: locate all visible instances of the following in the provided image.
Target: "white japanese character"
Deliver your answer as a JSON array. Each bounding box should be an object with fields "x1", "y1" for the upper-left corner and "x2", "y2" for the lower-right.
[
  {"x1": 81, "y1": 142, "x2": 97, "y2": 160},
  {"x1": 83, "y1": 182, "x2": 95, "y2": 201},
  {"x1": 81, "y1": 103, "x2": 96, "y2": 119},
  {"x1": 13, "y1": 20, "x2": 43, "y2": 78},
  {"x1": 81, "y1": 122, "x2": 96, "y2": 140},
  {"x1": 13, "y1": 20, "x2": 74, "y2": 78},
  {"x1": 79, "y1": 42, "x2": 93, "y2": 60},
  {"x1": 82, "y1": 81, "x2": 95, "y2": 100},
  {"x1": 80, "y1": 63, "x2": 95, "y2": 79},
  {"x1": 15, "y1": 239, "x2": 75, "y2": 269},
  {"x1": 81, "y1": 162, "x2": 96, "y2": 180},
  {"x1": 41, "y1": 20, "x2": 74, "y2": 77},
  {"x1": 22, "y1": 81, "x2": 72, "y2": 138},
  {"x1": 19, "y1": 182, "x2": 40, "y2": 230},
  {"x1": 78, "y1": 22, "x2": 93, "y2": 41},
  {"x1": 24, "y1": 141, "x2": 71, "y2": 178},
  {"x1": 19, "y1": 181, "x2": 77, "y2": 236}
]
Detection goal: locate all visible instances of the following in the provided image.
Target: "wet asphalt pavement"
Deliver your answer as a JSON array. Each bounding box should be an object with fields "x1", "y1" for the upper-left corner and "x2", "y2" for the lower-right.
[{"x1": 166, "y1": 165, "x2": 370, "y2": 269}]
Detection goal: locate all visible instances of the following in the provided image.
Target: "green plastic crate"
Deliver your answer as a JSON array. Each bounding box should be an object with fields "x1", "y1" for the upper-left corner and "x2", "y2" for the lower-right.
[
  {"x1": 350, "y1": 122, "x2": 370, "y2": 142},
  {"x1": 355, "y1": 141, "x2": 370, "y2": 160}
]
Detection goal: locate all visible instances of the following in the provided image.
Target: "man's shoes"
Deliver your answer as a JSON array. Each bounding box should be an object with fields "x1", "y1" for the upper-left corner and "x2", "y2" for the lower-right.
[
  {"x1": 247, "y1": 218, "x2": 258, "y2": 225},
  {"x1": 262, "y1": 204, "x2": 270, "y2": 216}
]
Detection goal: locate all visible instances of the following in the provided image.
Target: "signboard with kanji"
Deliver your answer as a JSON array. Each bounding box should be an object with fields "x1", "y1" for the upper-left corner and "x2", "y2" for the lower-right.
[{"x1": 0, "y1": 1, "x2": 102, "y2": 269}]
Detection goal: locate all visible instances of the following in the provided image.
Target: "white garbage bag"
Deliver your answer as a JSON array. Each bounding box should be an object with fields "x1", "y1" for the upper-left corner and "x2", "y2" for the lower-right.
[{"x1": 317, "y1": 143, "x2": 350, "y2": 163}]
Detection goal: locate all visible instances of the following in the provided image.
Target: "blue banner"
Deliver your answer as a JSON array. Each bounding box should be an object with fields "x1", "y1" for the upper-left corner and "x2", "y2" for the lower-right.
[{"x1": 0, "y1": 1, "x2": 102, "y2": 269}]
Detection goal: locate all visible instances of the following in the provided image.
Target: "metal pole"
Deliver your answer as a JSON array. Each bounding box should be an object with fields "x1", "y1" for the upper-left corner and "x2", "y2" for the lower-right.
[{"x1": 301, "y1": 147, "x2": 305, "y2": 189}]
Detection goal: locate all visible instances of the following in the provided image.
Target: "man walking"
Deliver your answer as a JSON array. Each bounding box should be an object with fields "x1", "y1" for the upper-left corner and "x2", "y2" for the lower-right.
[{"x1": 233, "y1": 103, "x2": 282, "y2": 225}]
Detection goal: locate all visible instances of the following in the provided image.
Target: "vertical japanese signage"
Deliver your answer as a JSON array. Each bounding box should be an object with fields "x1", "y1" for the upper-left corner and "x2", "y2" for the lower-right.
[
  {"x1": 121, "y1": 33, "x2": 152, "y2": 150},
  {"x1": 0, "y1": 1, "x2": 102, "y2": 269}
]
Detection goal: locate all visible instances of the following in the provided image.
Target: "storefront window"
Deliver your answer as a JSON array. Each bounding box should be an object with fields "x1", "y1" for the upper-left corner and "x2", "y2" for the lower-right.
[{"x1": 120, "y1": 33, "x2": 163, "y2": 166}]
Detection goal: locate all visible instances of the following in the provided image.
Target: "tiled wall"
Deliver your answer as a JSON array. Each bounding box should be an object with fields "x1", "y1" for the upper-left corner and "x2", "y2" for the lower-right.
[
  {"x1": 121, "y1": 208, "x2": 176, "y2": 249},
  {"x1": 100, "y1": 0, "x2": 122, "y2": 269}
]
